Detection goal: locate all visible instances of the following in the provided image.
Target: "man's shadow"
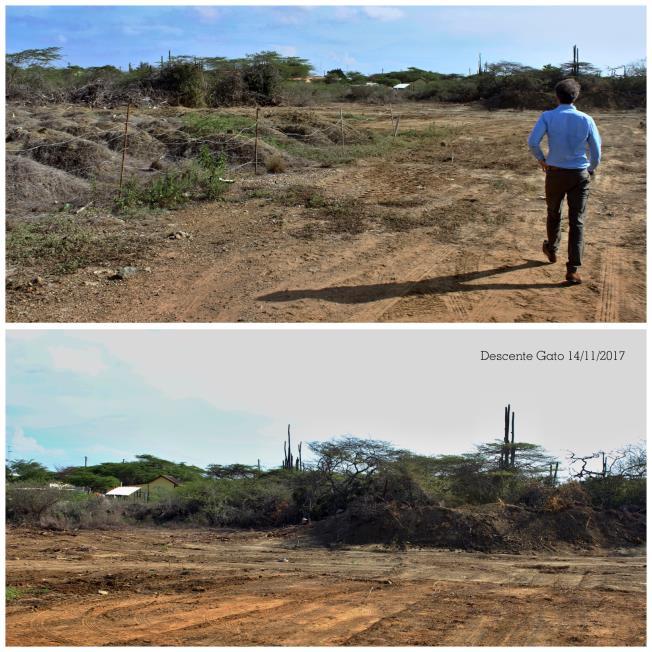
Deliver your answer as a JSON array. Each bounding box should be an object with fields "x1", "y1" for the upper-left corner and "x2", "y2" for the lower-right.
[{"x1": 258, "y1": 260, "x2": 567, "y2": 305}]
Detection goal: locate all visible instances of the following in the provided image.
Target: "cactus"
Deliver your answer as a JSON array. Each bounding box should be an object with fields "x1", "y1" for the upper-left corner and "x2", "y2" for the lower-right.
[
  {"x1": 502, "y1": 404, "x2": 511, "y2": 469},
  {"x1": 510, "y1": 410, "x2": 516, "y2": 469},
  {"x1": 283, "y1": 424, "x2": 297, "y2": 471}
]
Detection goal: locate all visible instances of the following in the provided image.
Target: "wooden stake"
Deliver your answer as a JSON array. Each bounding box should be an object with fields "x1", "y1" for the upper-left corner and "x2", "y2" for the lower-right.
[
  {"x1": 340, "y1": 107, "x2": 345, "y2": 153},
  {"x1": 392, "y1": 115, "x2": 401, "y2": 140},
  {"x1": 118, "y1": 102, "x2": 131, "y2": 193},
  {"x1": 254, "y1": 107, "x2": 260, "y2": 174}
]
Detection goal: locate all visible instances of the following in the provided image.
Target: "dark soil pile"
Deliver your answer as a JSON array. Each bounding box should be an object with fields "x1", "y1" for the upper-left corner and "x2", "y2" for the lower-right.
[{"x1": 312, "y1": 502, "x2": 645, "y2": 552}]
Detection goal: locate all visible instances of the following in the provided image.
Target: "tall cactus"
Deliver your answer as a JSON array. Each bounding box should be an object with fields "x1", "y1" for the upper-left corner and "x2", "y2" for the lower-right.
[
  {"x1": 283, "y1": 424, "x2": 296, "y2": 470},
  {"x1": 510, "y1": 410, "x2": 516, "y2": 469},
  {"x1": 572, "y1": 45, "x2": 580, "y2": 77},
  {"x1": 282, "y1": 425, "x2": 304, "y2": 471},
  {"x1": 502, "y1": 404, "x2": 511, "y2": 469}
]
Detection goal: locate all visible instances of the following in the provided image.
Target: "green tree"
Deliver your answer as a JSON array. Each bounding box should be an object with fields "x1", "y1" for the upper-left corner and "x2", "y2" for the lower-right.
[
  {"x1": 242, "y1": 52, "x2": 282, "y2": 104},
  {"x1": 205, "y1": 463, "x2": 260, "y2": 479},
  {"x1": 6, "y1": 47, "x2": 62, "y2": 68},
  {"x1": 6, "y1": 459, "x2": 54, "y2": 484},
  {"x1": 64, "y1": 470, "x2": 121, "y2": 493},
  {"x1": 325, "y1": 68, "x2": 347, "y2": 84}
]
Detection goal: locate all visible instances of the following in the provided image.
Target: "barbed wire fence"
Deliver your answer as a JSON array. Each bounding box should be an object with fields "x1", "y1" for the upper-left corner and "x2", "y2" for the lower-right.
[{"x1": 7, "y1": 101, "x2": 407, "y2": 208}]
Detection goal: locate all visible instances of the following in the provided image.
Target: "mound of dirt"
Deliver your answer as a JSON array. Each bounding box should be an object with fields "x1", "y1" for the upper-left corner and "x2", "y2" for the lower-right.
[
  {"x1": 100, "y1": 128, "x2": 166, "y2": 160},
  {"x1": 19, "y1": 128, "x2": 120, "y2": 180},
  {"x1": 312, "y1": 502, "x2": 645, "y2": 552},
  {"x1": 6, "y1": 154, "x2": 91, "y2": 214}
]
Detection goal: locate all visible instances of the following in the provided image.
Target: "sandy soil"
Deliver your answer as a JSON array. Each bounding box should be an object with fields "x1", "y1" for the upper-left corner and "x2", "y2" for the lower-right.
[
  {"x1": 6, "y1": 526, "x2": 646, "y2": 646},
  {"x1": 6, "y1": 104, "x2": 645, "y2": 323}
]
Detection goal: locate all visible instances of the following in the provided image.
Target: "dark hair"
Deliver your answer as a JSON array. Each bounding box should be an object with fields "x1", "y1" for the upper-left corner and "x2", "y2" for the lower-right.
[{"x1": 555, "y1": 78, "x2": 581, "y2": 104}]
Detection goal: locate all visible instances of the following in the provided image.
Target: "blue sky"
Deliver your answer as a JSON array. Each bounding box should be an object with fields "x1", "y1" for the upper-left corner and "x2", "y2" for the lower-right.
[
  {"x1": 5, "y1": 5, "x2": 646, "y2": 75},
  {"x1": 5, "y1": 330, "x2": 645, "y2": 473}
]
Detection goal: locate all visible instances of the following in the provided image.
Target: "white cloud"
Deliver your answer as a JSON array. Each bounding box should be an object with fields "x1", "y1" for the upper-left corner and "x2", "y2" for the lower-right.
[
  {"x1": 49, "y1": 346, "x2": 107, "y2": 377},
  {"x1": 363, "y1": 7, "x2": 404, "y2": 22},
  {"x1": 11, "y1": 427, "x2": 63, "y2": 457},
  {"x1": 193, "y1": 7, "x2": 220, "y2": 23}
]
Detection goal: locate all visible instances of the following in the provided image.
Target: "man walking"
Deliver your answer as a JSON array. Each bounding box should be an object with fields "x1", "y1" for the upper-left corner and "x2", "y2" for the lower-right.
[{"x1": 527, "y1": 78, "x2": 601, "y2": 284}]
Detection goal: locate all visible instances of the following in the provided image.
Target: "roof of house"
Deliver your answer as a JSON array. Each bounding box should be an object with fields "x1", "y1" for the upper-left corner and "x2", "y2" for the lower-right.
[
  {"x1": 151, "y1": 474, "x2": 182, "y2": 486},
  {"x1": 106, "y1": 486, "x2": 142, "y2": 496},
  {"x1": 393, "y1": 83, "x2": 411, "y2": 90}
]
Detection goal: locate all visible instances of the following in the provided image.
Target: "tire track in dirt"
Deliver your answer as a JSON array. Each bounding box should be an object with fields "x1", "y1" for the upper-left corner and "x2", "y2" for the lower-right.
[{"x1": 595, "y1": 247, "x2": 621, "y2": 322}]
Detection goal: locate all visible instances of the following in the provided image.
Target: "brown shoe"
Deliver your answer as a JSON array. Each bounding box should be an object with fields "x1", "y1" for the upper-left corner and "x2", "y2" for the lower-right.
[
  {"x1": 565, "y1": 271, "x2": 582, "y2": 285},
  {"x1": 542, "y1": 241, "x2": 557, "y2": 263}
]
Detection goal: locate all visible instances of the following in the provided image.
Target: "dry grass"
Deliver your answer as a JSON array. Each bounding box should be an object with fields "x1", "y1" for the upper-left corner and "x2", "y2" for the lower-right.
[
  {"x1": 6, "y1": 213, "x2": 155, "y2": 277},
  {"x1": 265, "y1": 154, "x2": 287, "y2": 174}
]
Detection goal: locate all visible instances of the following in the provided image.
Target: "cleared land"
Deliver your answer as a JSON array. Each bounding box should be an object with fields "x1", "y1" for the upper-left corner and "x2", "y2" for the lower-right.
[
  {"x1": 5, "y1": 526, "x2": 646, "y2": 646},
  {"x1": 6, "y1": 103, "x2": 646, "y2": 322}
]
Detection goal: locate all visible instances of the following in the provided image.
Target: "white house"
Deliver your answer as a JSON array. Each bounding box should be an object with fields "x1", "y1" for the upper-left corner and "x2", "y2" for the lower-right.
[
  {"x1": 105, "y1": 486, "x2": 144, "y2": 501},
  {"x1": 393, "y1": 83, "x2": 411, "y2": 90}
]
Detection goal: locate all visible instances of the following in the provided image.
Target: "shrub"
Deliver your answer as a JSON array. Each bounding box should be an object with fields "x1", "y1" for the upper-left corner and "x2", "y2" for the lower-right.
[
  {"x1": 39, "y1": 495, "x2": 123, "y2": 530},
  {"x1": 154, "y1": 62, "x2": 206, "y2": 107},
  {"x1": 126, "y1": 477, "x2": 296, "y2": 527},
  {"x1": 243, "y1": 56, "x2": 281, "y2": 105},
  {"x1": 115, "y1": 146, "x2": 228, "y2": 211},
  {"x1": 6, "y1": 484, "x2": 64, "y2": 524},
  {"x1": 265, "y1": 154, "x2": 286, "y2": 173},
  {"x1": 6, "y1": 484, "x2": 121, "y2": 530},
  {"x1": 348, "y1": 85, "x2": 393, "y2": 104},
  {"x1": 582, "y1": 476, "x2": 646, "y2": 510},
  {"x1": 210, "y1": 70, "x2": 250, "y2": 106}
]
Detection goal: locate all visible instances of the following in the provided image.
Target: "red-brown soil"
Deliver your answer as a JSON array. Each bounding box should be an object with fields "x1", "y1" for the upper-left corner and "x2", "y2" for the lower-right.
[{"x1": 6, "y1": 525, "x2": 645, "y2": 646}]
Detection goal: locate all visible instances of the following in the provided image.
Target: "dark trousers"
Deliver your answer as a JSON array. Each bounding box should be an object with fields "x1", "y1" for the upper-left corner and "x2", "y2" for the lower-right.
[{"x1": 545, "y1": 168, "x2": 591, "y2": 272}]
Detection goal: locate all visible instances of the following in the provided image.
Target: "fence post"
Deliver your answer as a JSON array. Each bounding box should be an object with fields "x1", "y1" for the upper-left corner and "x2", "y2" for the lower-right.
[
  {"x1": 118, "y1": 102, "x2": 131, "y2": 193},
  {"x1": 254, "y1": 106, "x2": 260, "y2": 174},
  {"x1": 340, "y1": 107, "x2": 345, "y2": 153},
  {"x1": 392, "y1": 114, "x2": 401, "y2": 140}
]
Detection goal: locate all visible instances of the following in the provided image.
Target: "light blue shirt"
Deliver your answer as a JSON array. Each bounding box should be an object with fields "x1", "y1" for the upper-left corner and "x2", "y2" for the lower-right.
[{"x1": 527, "y1": 104, "x2": 601, "y2": 172}]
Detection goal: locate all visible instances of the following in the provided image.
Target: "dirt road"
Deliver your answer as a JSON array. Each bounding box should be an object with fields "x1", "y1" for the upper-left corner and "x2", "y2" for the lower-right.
[
  {"x1": 7, "y1": 105, "x2": 645, "y2": 322},
  {"x1": 6, "y1": 526, "x2": 646, "y2": 646}
]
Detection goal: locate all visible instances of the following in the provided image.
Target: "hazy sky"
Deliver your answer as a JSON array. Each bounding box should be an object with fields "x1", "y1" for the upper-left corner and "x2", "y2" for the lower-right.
[
  {"x1": 6, "y1": 329, "x2": 645, "y2": 473},
  {"x1": 5, "y1": 5, "x2": 646, "y2": 75}
]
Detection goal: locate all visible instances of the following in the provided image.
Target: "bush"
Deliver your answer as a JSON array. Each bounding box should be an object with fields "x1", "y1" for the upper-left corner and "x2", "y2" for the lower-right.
[
  {"x1": 6, "y1": 485, "x2": 121, "y2": 529},
  {"x1": 243, "y1": 56, "x2": 281, "y2": 106},
  {"x1": 545, "y1": 482, "x2": 591, "y2": 511},
  {"x1": 210, "y1": 70, "x2": 250, "y2": 107},
  {"x1": 582, "y1": 476, "x2": 646, "y2": 510},
  {"x1": 115, "y1": 145, "x2": 228, "y2": 211},
  {"x1": 6, "y1": 484, "x2": 64, "y2": 524},
  {"x1": 347, "y1": 85, "x2": 393, "y2": 104},
  {"x1": 265, "y1": 154, "x2": 286, "y2": 173},
  {"x1": 40, "y1": 495, "x2": 123, "y2": 530},
  {"x1": 127, "y1": 477, "x2": 297, "y2": 527},
  {"x1": 153, "y1": 62, "x2": 206, "y2": 107}
]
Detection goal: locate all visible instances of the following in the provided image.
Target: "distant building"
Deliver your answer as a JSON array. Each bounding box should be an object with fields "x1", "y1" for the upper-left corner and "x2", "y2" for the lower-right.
[
  {"x1": 393, "y1": 83, "x2": 411, "y2": 90},
  {"x1": 146, "y1": 475, "x2": 182, "y2": 493},
  {"x1": 105, "y1": 486, "x2": 144, "y2": 501},
  {"x1": 105, "y1": 475, "x2": 183, "y2": 502}
]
